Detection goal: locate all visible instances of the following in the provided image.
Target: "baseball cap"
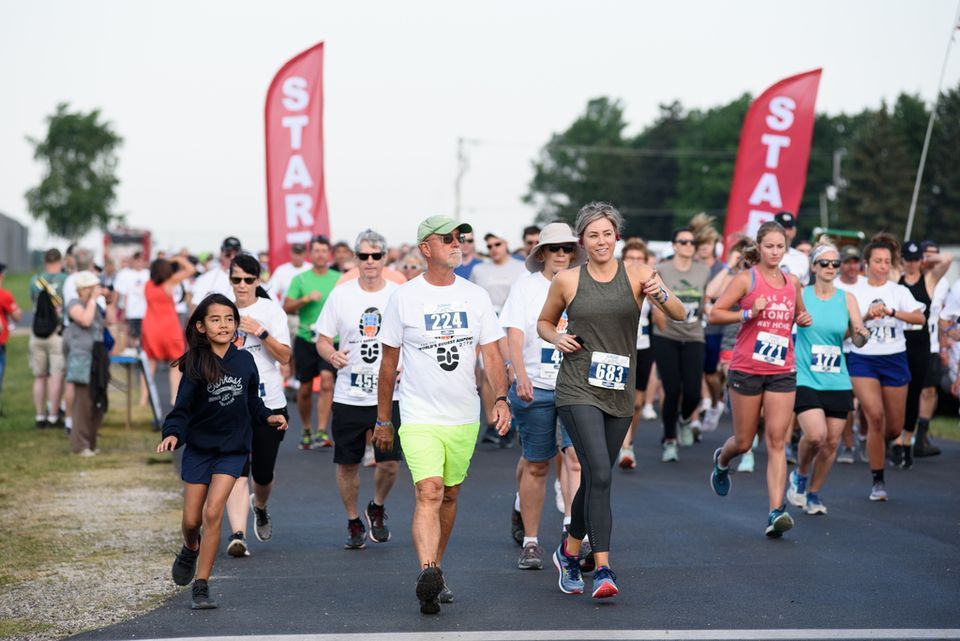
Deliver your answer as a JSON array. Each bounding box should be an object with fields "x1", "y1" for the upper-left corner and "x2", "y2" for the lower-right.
[
  {"x1": 920, "y1": 240, "x2": 939, "y2": 253},
  {"x1": 773, "y1": 211, "x2": 796, "y2": 228},
  {"x1": 841, "y1": 246, "x2": 861, "y2": 261},
  {"x1": 291, "y1": 242, "x2": 306, "y2": 254},
  {"x1": 903, "y1": 241, "x2": 922, "y2": 261},
  {"x1": 221, "y1": 236, "x2": 242, "y2": 252},
  {"x1": 417, "y1": 215, "x2": 473, "y2": 243},
  {"x1": 483, "y1": 230, "x2": 510, "y2": 243}
]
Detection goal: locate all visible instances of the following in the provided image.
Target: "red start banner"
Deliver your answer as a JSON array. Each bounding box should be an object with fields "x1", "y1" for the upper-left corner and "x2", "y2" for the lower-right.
[
  {"x1": 265, "y1": 42, "x2": 329, "y2": 268},
  {"x1": 722, "y1": 69, "x2": 822, "y2": 249}
]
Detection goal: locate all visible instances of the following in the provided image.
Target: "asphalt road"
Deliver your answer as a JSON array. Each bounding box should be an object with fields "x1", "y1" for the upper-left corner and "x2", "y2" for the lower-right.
[{"x1": 73, "y1": 377, "x2": 960, "y2": 640}]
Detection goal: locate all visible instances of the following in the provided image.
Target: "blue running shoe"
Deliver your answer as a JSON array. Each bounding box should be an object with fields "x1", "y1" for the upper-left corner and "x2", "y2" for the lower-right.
[
  {"x1": 765, "y1": 505, "x2": 795, "y2": 538},
  {"x1": 552, "y1": 542, "x2": 584, "y2": 594},
  {"x1": 787, "y1": 470, "x2": 807, "y2": 508},
  {"x1": 804, "y1": 492, "x2": 827, "y2": 515},
  {"x1": 592, "y1": 566, "x2": 619, "y2": 599},
  {"x1": 710, "y1": 448, "x2": 731, "y2": 496}
]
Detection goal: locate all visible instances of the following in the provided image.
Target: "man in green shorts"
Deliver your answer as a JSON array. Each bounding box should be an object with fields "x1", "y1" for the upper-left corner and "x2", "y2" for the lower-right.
[
  {"x1": 373, "y1": 215, "x2": 511, "y2": 615},
  {"x1": 284, "y1": 235, "x2": 341, "y2": 449}
]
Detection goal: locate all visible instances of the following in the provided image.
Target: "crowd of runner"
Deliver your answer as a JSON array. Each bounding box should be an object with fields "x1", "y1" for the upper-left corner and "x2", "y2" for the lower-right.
[{"x1": 11, "y1": 205, "x2": 960, "y2": 613}]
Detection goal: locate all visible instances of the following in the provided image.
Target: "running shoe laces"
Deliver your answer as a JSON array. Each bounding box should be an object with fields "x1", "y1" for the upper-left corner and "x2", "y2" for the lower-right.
[{"x1": 592, "y1": 566, "x2": 619, "y2": 599}]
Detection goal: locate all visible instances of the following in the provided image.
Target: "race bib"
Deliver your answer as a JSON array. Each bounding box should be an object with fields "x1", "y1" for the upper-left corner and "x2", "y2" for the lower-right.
[
  {"x1": 752, "y1": 331, "x2": 788, "y2": 367},
  {"x1": 587, "y1": 352, "x2": 630, "y2": 390},
  {"x1": 348, "y1": 366, "x2": 377, "y2": 397},
  {"x1": 810, "y1": 344, "x2": 842, "y2": 374},
  {"x1": 539, "y1": 340, "x2": 562, "y2": 381},
  {"x1": 682, "y1": 301, "x2": 700, "y2": 324},
  {"x1": 637, "y1": 316, "x2": 651, "y2": 350},
  {"x1": 423, "y1": 302, "x2": 470, "y2": 338},
  {"x1": 867, "y1": 320, "x2": 896, "y2": 344}
]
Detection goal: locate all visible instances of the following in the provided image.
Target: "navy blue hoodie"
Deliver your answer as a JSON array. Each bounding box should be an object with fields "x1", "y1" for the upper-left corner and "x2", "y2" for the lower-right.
[{"x1": 162, "y1": 344, "x2": 273, "y2": 453}]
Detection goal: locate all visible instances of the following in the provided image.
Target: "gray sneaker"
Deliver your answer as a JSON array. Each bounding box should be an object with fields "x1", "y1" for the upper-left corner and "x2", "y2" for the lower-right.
[
  {"x1": 250, "y1": 494, "x2": 272, "y2": 542},
  {"x1": 836, "y1": 445, "x2": 855, "y2": 464},
  {"x1": 517, "y1": 542, "x2": 544, "y2": 570},
  {"x1": 869, "y1": 482, "x2": 888, "y2": 502},
  {"x1": 678, "y1": 418, "x2": 694, "y2": 447}
]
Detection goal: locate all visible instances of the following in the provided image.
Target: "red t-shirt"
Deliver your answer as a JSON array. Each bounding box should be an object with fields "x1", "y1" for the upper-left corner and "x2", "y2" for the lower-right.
[{"x1": 0, "y1": 288, "x2": 18, "y2": 345}]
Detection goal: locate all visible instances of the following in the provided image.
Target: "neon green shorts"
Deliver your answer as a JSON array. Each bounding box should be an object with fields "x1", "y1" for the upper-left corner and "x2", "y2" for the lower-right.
[{"x1": 399, "y1": 422, "x2": 481, "y2": 486}]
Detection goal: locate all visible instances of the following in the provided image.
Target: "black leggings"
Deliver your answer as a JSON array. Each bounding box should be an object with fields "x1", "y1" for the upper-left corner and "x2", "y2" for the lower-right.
[
  {"x1": 246, "y1": 406, "x2": 288, "y2": 486},
  {"x1": 903, "y1": 339, "x2": 929, "y2": 434},
  {"x1": 652, "y1": 335, "x2": 704, "y2": 441},
  {"x1": 557, "y1": 405, "x2": 631, "y2": 554}
]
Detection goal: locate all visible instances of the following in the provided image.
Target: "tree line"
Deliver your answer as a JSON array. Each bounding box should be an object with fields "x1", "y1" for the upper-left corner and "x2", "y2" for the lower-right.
[{"x1": 524, "y1": 81, "x2": 960, "y2": 243}]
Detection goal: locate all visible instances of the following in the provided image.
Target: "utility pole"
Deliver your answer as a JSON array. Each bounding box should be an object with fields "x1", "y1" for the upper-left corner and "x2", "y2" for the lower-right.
[{"x1": 454, "y1": 137, "x2": 473, "y2": 222}]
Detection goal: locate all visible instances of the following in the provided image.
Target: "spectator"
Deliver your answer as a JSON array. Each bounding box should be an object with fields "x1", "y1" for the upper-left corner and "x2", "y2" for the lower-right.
[
  {"x1": 399, "y1": 251, "x2": 427, "y2": 281},
  {"x1": 114, "y1": 251, "x2": 150, "y2": 348},
  {"x1": 0, "y1": 262, "x2": 22, "y2": 414},
  {"x1": 470, "y1": 231, "x2": 527, "y2": 313},
  {"x1": 266, "y1": 243, "x2": 311, "y2": 378},
  {"x1": 191, "y1": 237, "x2": 242, "y2": 310},
  {"x1": 453, "y1": 230, "x2": 484, "y2": 279},
  {"x1": 142, "y1": 256, "x2": 196, "y2": 405},
  {"x1": 63, "y1": 271, "x2": 109, "y2": 455},
  {"x1": 332, "y1": 241, "x2": 354, "y2": 272},
  {"x1": 29, "y1": 249, "x2": 68, "y2": 426},
  {"x1": 515, "y1": 225, "x2": 541, "y2": 259}
]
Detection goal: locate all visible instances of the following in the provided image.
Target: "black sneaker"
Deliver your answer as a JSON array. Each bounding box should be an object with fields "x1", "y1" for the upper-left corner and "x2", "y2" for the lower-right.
[
  {"x1": 902, "y1": 444, "x2": 914, "y2": 470},
  {"x1": 191, "y1": 579, "x2": 218, "y2": 609},
  {"x1": 481, "y1": 424, "x2": 499, "y2": 444},
  {"x1": 226, "y1": 531, "x2": 249, "y2": 557},
  {"x1": 345, "y1": 519, "x2": 366, "y2": 549},
  {"x1": 439, "y1": 577, "x2": 453, "y2": 603},
  {"x1": 416, "y1": 564, "x2": 444, "y2": 614},
  {"x1": 511, "y1": 507, "x2": 524, "y2": 546},
  {"x1": 889, "y1": 444, "x2": 904, "y2": 468},
  {"x1": 365, "y1": 501, "x2": 390, "y2": 543},
  {"x1": 36, "y1": 417, "x2": 47, "y2": 429},
  {"x1": 250, "y1": 494, "x2": 272, "y2": 542},
  {"x1": 171, "y1": 541, "x2": 200, "y2": 586}
]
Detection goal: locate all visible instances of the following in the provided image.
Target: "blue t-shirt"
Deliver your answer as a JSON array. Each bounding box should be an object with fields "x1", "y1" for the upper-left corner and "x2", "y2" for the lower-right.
[{"x1": 796, "y1": 286, "x2": 851, "y2": 391}]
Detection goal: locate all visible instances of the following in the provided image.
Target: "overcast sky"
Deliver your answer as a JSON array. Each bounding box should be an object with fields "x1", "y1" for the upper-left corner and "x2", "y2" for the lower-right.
[{"x1": 2, "y1": 0, "x2": 959, "y2": 259}]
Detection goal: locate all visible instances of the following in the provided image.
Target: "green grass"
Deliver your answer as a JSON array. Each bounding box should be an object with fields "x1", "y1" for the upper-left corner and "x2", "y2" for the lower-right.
[
  {"x1": 930, "y1": 415, "x2": 960, "y2": 442},
  {"x1": 2, "y1": 271, "x2": 34, "y2": 311}
]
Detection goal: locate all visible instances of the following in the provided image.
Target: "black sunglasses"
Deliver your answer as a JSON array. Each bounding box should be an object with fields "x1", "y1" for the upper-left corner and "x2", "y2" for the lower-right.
[
  {"x1": 429, "y1": 233, "x2": 466, "y2": 245},
  {"x1": 675, "y1": 239, "x2": 695, "y2": 246},
  {"x1": 357, "y1": 252, "x2": 384, "y2": 261},
  {"x1": 545, "y1": 244, "x2": 576, "y2": 254},
  {"x1": 815, "y1": 260, "x2": 842, "y2": 269},
  {"x1": 230, "y1": 276, "x2": 257, "y2": 285}
]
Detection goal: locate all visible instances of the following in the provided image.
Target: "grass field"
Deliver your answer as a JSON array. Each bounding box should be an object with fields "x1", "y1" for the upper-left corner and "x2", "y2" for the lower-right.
[{"x1": 2, "y1": 271, "x2": 33, "y2": 312}]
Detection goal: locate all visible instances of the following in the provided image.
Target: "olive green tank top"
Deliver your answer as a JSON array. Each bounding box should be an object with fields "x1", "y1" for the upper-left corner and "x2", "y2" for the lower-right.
[{"x1": 555, "y1": 261, "x2": 640, "y2": 417}]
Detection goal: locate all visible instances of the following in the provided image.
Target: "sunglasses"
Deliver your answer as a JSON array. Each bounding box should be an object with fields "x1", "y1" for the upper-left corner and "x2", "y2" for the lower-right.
[
  {"x1": 545, "y1": 244, "x2": 576, "y2": 254},
  {"x1": 401, "y1": 264, "x2": 421, "y2": 270},
  {"x1": 230, "y1": 276, "x2": 257, "y2": 285},
  {"x1": 429, "y1": 233, "x2": 466, "y2": 245},
  {"x1": 357, "y1": 252, "x2": 384, "y2": 261},
  {"x1": 487, "y1": 241, "x2": 504, "y2": 249},
  {"x1": 461, "y1": 237, "x2": 475, "y2": 244},
  {"x1": 675, "y1": 239, "x2": 695, "y2": 246},
  {"x1": 815, "y1": 260, "x2": 842, "y2": 269}
]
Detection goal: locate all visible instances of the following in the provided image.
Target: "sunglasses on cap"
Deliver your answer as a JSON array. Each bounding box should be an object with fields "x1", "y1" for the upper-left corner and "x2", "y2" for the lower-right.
[
  {"x1": 815, "y1": 260, "x2": 841, "y2": 269},
  {"x1": 545, "y1": 244, "x2": 576, "y2": 254},
  {"x1": 357, "y1": 252, "x2": 384, "y2": 261},
  {"x1": 426, "y1": 233, "x2": 466, "y2": 245},
  {"x1": 230, "y1": 276, "x2": 257, "y2": 285}
]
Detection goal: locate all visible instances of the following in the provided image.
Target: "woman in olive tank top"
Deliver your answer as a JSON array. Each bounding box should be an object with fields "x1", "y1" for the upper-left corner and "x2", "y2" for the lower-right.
[{"x1": 538, "y1": 202, "x2": 685, "y2": 599}]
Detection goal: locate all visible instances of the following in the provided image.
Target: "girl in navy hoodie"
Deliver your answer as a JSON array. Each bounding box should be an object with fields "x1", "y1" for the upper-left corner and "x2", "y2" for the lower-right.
[{"x1": 157, "y1": 293, "x2": 287, "y2": 609}]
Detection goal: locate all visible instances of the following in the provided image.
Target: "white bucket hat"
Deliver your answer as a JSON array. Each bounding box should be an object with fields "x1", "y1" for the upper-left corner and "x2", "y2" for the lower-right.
[{"x1": 525, "y1": 222, "x2": 586, "y2": 273}]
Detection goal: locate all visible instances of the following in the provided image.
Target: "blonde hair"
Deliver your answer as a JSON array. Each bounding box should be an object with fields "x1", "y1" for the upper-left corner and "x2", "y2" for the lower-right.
[
  {"x1": 689, "y1": 212, "x2": 719, "y2": 246},
  {"x1": 575, "y1": 202, "x2": 622, "y2": 237}
]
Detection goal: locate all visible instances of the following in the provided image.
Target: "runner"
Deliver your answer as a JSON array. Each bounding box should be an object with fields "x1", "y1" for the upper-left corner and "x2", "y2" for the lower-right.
[
  {"x1": 157, "y1": 294, "x2": 287, "y2": 609},
  {"x1": 539, "y1": 202, "x2": 684, "y2": 599},
  {"x1": 190, "y1": 237, "x2": 242, "y2": 309},
  {"x1": 833, "y1": 244, "x2": 867, "y2": 463},
  {"x1": 786, "y1": 242, "x2": 869, "y2": 515},
  {"x1": 692, "y1": 214, "x2": 727, "y2": 434},
  {"x1": 893, "y1": 240, "x2": 951, "y2": 467},
  {"x1": 651, "y1": 226, "x2": 710, "y2": 460},
  {"x1": 315, "y1": 230, "x2": 402, "y2": 550},
  {"x1": 221, "y1": 254, "x2": 291, "y2": 557},
  {"x1": 265, "y1": 242, "x2": 309, "y2": 384},
  {"x1": 284, "y1": 235, "x2": 340, "y2": 450},
  {"x1": 708, "y1": 221, "x2": 812, "y2": 537},
  {"x1": 372, "y1": 215, "x2": 511, "y2": 615},
  {"x1": 775, "y1": 211, "x2": 810, "y2": 284},
  {"x1": 916, "y1": 240, "x2": 949, "y2": 458},
  {"x1": 847, "y1": 233, "x2": 924, "y2": 501},
  {"x1": 500, "y1": 222, "x2": 585, "y2": 570}
]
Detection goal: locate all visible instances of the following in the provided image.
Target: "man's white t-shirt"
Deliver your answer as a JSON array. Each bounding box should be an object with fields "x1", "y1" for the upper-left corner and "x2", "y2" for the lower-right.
[
  {"x1": 929, "y1": 277, "x2": 950, "y2": 354},
  {"x1": 380, "y1": 275, "x2": 504, "y2": 425},
  {"x1": 780, "y1": 248, "x2": 810, "y2": 284},
  {"x1": 469, "y1": 259, "x2": 528, "y2": 313},
  {"x1": 848, "y1": 280, "x2": 924, "y2": 356},
  {"x1": 499, "y1": 271, "x2": 565, "y2": 391},
  {"x1": 192, "y1": 264, "x2": 234, "y2": 303},
  {"x1": 114, "y1": 267, "x2": 150, "y2": 319},
  {"x1": 236, "y1": 297, "x2": 291, "y2": 410},
  {"x1": 314, "y1": 279, "x2": 400, "y2": 406},
  {"x1": 267, "y1": 261, "x2": 311, "y2": 303},
  {"x1": 835, "y1": 275, "x2": 866, "y2": 353}
]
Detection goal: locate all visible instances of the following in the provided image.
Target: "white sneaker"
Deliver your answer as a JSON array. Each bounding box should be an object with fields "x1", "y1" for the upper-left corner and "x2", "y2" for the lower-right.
[
  {"x1": 678, "y1": 418, "x2": 694, "y2": 447},
  {"x1": 701, "y1": 403, "x2": 723, "y2": 433},
  {"x1": 78, "y1": 448, "x2": 96, "y2": 457},
  {"x1": 661, "y1": 441, "x2": 679, "y2": 462},
  {"x1": 617, "y1": 446, "x2": 636, "y2": 470},
  {"x1": 554, "y1": 478, "x2": 564, "y2": 513},
  {"x1": 700, "y1": 398, "x2": 712, "y2": 413},
  {"x1": 362, "y1": 444, "x2": 376, "y2": 468},
  {"x1": 736, "y1": 450, "x2": 755, "y2": 472},
  {"x1": 641, "y1": 404, "x2": 657, "y2": 420}
]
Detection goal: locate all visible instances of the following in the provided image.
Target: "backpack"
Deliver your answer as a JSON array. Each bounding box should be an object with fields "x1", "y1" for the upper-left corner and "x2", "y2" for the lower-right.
[{"x1": 32, "y1": 276, "x2": 62, "y2": 339}]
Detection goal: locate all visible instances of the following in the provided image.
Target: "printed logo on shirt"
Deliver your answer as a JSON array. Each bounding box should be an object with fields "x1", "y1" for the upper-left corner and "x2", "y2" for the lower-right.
[
  {"x1": 436, "y1": 345, "x2": 460, "y2": 371},
  {"x1": 207, "y1": 376, "x2": 243, "y2": 407},
  {"x1": 359, "y1": 307, "x2": 382, "y2": 338}
]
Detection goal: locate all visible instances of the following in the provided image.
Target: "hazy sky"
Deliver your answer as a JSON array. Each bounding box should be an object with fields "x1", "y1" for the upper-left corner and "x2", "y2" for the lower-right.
[{"x1": 2, "y1": 0, "x2": 959, "y2": 258}]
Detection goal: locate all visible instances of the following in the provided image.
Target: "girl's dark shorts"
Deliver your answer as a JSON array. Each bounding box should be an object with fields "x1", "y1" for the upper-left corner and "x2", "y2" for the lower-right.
[{"x1": 181, "y1": 446, "x2": 247, "y2": 485}]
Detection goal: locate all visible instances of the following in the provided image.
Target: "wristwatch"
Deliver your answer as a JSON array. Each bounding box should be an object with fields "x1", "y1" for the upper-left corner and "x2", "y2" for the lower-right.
[
  {"x1": 495, "y1": 395, "x2": 509, "y2": 405},
  {"x1": 257, "y1": 328, "x2": 269, "y2": 340}
]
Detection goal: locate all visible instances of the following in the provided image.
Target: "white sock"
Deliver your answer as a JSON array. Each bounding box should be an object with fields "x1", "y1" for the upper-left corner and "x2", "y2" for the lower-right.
[
  {"x1": 64, "y1": 417, "x2": 73, "y2": 429},
  {"x1": 522, "y1": 536, "x2": 538, "y2": 547},
  {"x1": 514, "y1": 493, "x2": 521, "y2": 512},
  {"x1": 36, "y1": 414, "x2": 46, "y2": 422},
  {"x1": 563, "y1": 516, "x2": 572, "y2": 528}
]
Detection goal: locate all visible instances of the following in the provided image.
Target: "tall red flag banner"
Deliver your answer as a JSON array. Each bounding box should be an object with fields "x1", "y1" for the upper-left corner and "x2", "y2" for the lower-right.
[
  {"x1": 265, "y1": 42, "x2": 328, "y2": 269},
  {"x1": 722, "y1": 69, "x2": 822, "y2": 249}
]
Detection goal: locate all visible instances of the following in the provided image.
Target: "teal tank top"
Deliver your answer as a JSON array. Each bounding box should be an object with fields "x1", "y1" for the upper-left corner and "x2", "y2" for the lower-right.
[{"x1": 796, "y1": 286, "x2": 851, "y2": 391}]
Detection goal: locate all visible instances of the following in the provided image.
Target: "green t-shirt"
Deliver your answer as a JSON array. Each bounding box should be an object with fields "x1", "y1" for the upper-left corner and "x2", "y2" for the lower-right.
[
  {"x1": 286, "y1": 268, "x2": 340, "y2": 341},
  {"x1": 29, "y1": 271, "x2": 68, "y2": 306}
]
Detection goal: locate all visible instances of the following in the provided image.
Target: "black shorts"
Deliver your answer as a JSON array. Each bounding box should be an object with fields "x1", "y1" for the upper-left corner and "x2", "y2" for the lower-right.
[
  {"x1": 331, "y1": 401, "x2": 402, "y2": 465},
  {"x1": 127, "y1": 318, "x2": 143, "y2": 339},
  {"x1": 727, "y1": 369, "x2": 796, "y2": 396},
  {"x1": 794, "y1": 386, "x2": 853, "y2": 420},
  {"x1": 293, "y1": 336, "x2": 336, "y2": 383},
  {"x1": 635, "y1": 348, "x2": 654, "y2": 390},
  {"x1": 924, "y1": 354, "x2": 942, "y2": 388}
]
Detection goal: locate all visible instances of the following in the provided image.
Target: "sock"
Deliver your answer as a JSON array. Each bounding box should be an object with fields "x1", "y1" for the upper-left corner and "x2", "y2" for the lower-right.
[
  {"x1": 64, "y1": 417, "x2": 73, "y2": 429},
  {"x1": 522, "y1": 536, "x2": 538, "y2": 547},
  {"x1": 514, "y1": 493, "x2": 521, "y2": 512},
  {"x1": 796, "y1": 472, "x2": 807, "y2": 482},
  {"x1": 36, "y1": 414, "x2": 46, "y2": 422},
  {"x1": 807, "y1": 492, "x2": 819, "y2": 502},
  {"x1": 348, "y1": 517, "x2": 362, "y2": 526},
  {"x1": 918, "y1": 418, "x2": 929, "y2": 432},
  {"x1": 872, "y1": 469, "x2": 884, "y2": 484},
  {"x1": 716, "y1": 455, "x2": 729, "y2": 471},
  {"x1": 563, "y1": 516, "x2": 571, "y2": 528}
]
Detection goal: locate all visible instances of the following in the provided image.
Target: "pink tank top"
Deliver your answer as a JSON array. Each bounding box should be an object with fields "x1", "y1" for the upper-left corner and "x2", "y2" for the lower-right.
[{"x1": 730, "y1": 267, "x2": 796, "y2": 374}]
